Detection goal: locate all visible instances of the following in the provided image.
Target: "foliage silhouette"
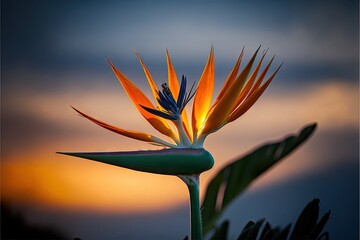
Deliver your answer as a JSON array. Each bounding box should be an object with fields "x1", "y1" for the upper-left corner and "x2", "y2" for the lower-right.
[
  {"x1": 1, "y1": 203, "x2": 67, "y2": 240},
  {"x1": 208, "y1": 199, "x2": 329, "y2": 240},
  {"x1": 202, "y1": 123, "x2": 318, "y2": 234}
]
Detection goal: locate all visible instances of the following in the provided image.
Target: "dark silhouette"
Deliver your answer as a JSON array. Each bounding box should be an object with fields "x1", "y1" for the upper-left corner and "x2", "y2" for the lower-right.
[{"x1": 1, "y1": 202, "x2": 67, "y2": 240}]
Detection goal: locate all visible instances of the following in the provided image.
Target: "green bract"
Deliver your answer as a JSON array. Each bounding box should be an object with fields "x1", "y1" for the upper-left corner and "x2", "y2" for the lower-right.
[{"x1": 58, "y1": 148, "x2": 214, "y2": 175}]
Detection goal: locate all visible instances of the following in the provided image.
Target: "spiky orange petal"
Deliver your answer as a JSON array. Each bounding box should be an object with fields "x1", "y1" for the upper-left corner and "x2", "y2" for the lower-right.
[
  {"x1": 107, "y1": 58, "x2": 178, "y2": 142},
  {"x1": 248, "y1": 55, "x2": 275, "y2": 96},
  {"x1": 227, "y1": 64, "x2": 282, "y2": 123},
  {"x1": 230, "y1": 51, "x2": 269, "y2": 113},
  {"x1": 191, "y1": 47, "x2": 214, "y2": 139},
  {"x1": 166, "y1": 50, "x2": 192, "y2": 140},
  {"x1": 166, "y1": 49, "x2": 180, "y2": 98},
  {"x1": 71, "y1": 107, "x2": 169, "y2": 145},
  {"x1": 201, "y1": 48, "x2": 259, "y2": 136},
  {"x1": 212, "y1": 48, "x2": 244, "y2": 107},
  {"x1": 135, "y1": 50, "x2": 160, "y2": 103}
]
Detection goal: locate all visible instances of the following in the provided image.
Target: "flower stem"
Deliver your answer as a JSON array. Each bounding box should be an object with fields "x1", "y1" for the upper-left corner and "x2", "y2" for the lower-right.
[
  {"x1": 175, "y1": 119, "x2": 192, "y2": 147},
  {"x1": 180, "y1": 175, "x2": 202, "y2": 240}
]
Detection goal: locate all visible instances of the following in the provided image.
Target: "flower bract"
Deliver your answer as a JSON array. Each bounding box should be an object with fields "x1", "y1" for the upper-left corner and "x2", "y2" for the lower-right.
[{"x1": 58, "y1": 148, "x2": 214, "y2": 175}]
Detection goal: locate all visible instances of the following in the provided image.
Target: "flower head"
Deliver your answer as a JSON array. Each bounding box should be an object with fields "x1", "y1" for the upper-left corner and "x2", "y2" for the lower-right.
[{"x1": 73, "y1": 47, "x2": 281, "y2": 148}]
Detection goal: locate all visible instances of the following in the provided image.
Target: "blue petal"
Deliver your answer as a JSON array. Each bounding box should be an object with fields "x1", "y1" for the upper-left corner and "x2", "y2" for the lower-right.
[
  {"x1": 160, "y1": 90, "x2": 178, "y2": 113},
  {"x1": 177, "y1": 75, "x2": 187, "y2": 108},
  {"x1": 157, "y1": 97, "x2": 172, "y2": 111},
  {"x1": 140, "y1": 105, "x2": 178, "y2": 120}
]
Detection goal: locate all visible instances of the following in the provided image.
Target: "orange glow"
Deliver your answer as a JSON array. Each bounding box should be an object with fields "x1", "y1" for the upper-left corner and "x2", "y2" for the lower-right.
[
  {"x1": 2, "y1": 151, "x2": 188, "y2": 213},
  {"x1": 2, "y1": 79, "x2": 357, "y2": 213}
]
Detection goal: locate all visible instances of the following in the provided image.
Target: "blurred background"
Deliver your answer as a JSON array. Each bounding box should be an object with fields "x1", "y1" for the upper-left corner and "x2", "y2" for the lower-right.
[{"x1": 1, "y1": 0, "x2": 358, "y2": 239}]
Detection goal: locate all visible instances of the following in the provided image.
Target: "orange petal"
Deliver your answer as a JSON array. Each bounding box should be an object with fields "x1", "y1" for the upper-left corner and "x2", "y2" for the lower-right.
[
  {"x1": 248, "y1": 55, "x2": 275, "y2": 96},
  {"x1": 230, "y1": 51, "x2": 268, "y2": 112},
  {"x1": 166, "y1": 49, "x2": 180, "y2": 98},
  {"x1": 227, "y1": 64, "x2": 282, "y2": 123},
  {"x1": 201, "y1": 48, "x2": 259, "y2": 136},
  {"x1": 135, "y1": 50, "x2": 160, "y2": 102},
  {"x1": 136, "y1": 51, "x2": 192, "y2": 140},
  {"x1": 166, "y1": 49, "x2": 192, "y2": 140},
  {"x1": 71, "y1": 107, "x2": 173, "y2": 146},
  {"x1": 191, "y1": 47, "x2": 214, "y2": 139},
  {"x1": 107, "y1": 58, "x2": 178, "y2": 142},
  {"x1": 212, "y1": 48, "x2": 244, "y2": 107}
]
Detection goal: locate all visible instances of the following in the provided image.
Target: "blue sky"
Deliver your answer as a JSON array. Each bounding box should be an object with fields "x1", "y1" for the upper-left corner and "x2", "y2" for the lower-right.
[{"x1": 3, "y1": 0, "x2": 358, "y2": 82}]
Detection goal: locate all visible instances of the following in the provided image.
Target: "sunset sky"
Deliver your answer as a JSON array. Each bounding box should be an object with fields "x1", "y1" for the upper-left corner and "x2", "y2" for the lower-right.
[{"x1": 1, "y1": 0, "x2": 359, "y2": 239}]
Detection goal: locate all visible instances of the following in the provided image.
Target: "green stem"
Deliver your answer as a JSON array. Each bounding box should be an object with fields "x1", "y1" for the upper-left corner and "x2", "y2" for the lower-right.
[
  {"x1": 175, "y1": 119, "x2": 192, "y2": 147},
  {"x1": 180, "y1": 175, "x2": 202, "y2": 240}
]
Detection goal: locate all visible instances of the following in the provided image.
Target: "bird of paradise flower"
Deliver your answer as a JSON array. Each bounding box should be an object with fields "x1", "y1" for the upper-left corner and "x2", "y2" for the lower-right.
[
  {"x1": 71, "y1": 47, "x2": 280, "y2": 149},
  {"x1": 59, "y1": 47, "x2": 281, "y2": 240}
]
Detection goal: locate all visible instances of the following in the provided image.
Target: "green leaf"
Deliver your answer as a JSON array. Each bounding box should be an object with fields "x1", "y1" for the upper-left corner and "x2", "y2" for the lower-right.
[
  {"x1": 237, "y1": 221, "x2": 256, "y2": 240},
  {"x1": 271, "y1": 224, "x2": 291, "y2": 240},
  {"x1": 290, "y1": 199, "x2": 320, "y2": 239},
  {"x1": 244, "y1": 220, "x2": 264, "y2": 240},
  {"x1": 202, "y1": 123, "x2": 317, "y2": 234},
  {"x1": 210, "y1": 220, "x2": 230, "y2": 240},
  {"x1": 261, "y1": 227, "x2": 279, "y2": 240},
  {"x1": 310, "y1": 210, "x2": 330, "y2": 239},
  {"x1": 201, "y1": 171, "x2": 225, "y2": 227},
  {"x1": 259, "y1": 222, "x2": 272, "y2": 240},
  {"x1": 289, "y1": 199, "x2": 330, "y2": 240},
  {"x1": 317, "y1": 232, "x2": 329, "y2": 240}
]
